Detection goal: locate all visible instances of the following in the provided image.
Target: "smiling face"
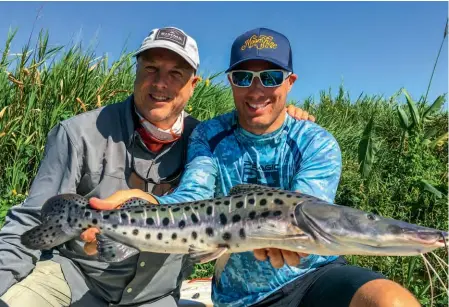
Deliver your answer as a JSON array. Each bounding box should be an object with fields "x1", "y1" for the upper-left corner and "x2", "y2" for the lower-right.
[
  {"x1": 228, "y1": 60, "x2": 297, "y2": 135},
  {"x1": 133, "y1": 48, "x2": 199, "y2": 129}
]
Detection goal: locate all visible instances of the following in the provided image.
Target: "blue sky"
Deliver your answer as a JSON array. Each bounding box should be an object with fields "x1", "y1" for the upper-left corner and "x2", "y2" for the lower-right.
[{"x1": 0, "y1": 1, "x2": 447, "y2": 105}]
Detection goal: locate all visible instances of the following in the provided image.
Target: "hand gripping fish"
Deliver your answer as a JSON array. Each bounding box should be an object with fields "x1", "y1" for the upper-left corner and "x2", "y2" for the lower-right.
[{"x1": 21, "y1": 184, "x2": 448, "y2": 281}]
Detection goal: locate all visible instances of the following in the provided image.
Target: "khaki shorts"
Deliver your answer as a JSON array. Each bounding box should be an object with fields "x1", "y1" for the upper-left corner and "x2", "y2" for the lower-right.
[{"x1": 0, "y1": 260, "x2": 71, "y2": 307}]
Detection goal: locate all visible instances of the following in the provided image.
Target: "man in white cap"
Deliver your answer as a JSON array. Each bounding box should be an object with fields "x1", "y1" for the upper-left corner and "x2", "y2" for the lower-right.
[{"x1": 0, "y1": 26, "x2": 312, "y2": 307}]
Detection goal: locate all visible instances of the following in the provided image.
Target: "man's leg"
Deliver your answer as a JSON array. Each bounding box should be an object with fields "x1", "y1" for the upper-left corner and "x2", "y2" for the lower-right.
[
  {"x1": 0, "y1": 260, "x2": 71, "y2": 307},
  {"x1": 300, "y1": 264, "x2": 421, "y2": 307}
]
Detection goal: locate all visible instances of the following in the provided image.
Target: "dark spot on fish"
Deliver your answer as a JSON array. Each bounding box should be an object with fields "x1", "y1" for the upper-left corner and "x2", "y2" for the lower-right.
[
  {"x1": 172, "y1": 233, "x2": 177, "y2": 240},
  {"x1": 261, "y1": 211, "x2": 270, "y2": 218},
  {"x1": 134, "y1": 210, "x2": 144, "y2": 214},
  {"x1": 286, "y1": 194, "x2": 292, "y2": 198},
  {"x1": 133, "y1": 229, "x2": 139, "y2": 235},
  {"x1": 179, "y1": 220, "x2": 186, "y2": 229},
  {"x1": 248, "y1": 193, "x2": 253, "y2": 197},
  {"x1": 194, "y1": 206, "x2": 199, "y2": 210},
  {"x1": 200, "y1": 239, "x2": 204, "y2": 243},
  {"x1": 218, "y1": 243, "x2": 230, "y2": 249},
  {"x1": 206, "y1": 228, "x2": 214, "y2": 237},
  {"x1": 274, "y1": 199, "x2": 284, "y2": 205},
  {"x1": 151, "y1": 208, "x2": 157, "y2": 212},
  {"x1": 92, "y1": 218, "x2": 98, "y2": 225},
  {"x1": 145, "y1": 217, "x2": 155, "y2": 226},
  {"x1": 107, "y1": 227, "x2": 111, "y2": 231},
  {"x1": 56, "y1": 220, "x2": 60, "y2": 224},
  {"x1": 172, "y1": 207, "x2": 180, "y2": 212},
  {"x1": 239, "y1": 228, "x2": 246, "y2": 239},
  {"x1": 157, "y1": 233, "x2": 163, "y2": 240},
  {"x1": 87, "y1": 224, "x2": 92, "y2": 228},
  {"x1": 236, "y1": 243, "x2": 240, "y2": 248},
  {"x1": 184, "y1": 207, "x2": 190, "y2": 211},
  {"x1": 45, "y1": 234, "x2": 49, "y2": 238},
  {"x1": 67, "y1": 217, "x2": 71, "y2": 223},
  {"x1": 162, "y1": 217, "x2": 170, "y2": 226},
  {"x1": 182, "y1": 238, "x2": 187, "y2": 243},
  {"x1": 248, "y1": 198, "x2": 255, "y2": 205},
  {"x1": 121, "y1": 213, "x2": 128, "y2": 219},
  {"x1": 85, "y1": 211, "x2": 91, "y2": 217},
  {"x1": 123, "y1": 232, "x2": 127, "y2": 235},
  {"x1": 200, "y1": 203, "x2": 206, "y2": 208},
  {"x1": 236, "y1": 201, "x2": 244, "y2": 208},
  {"x1": 290, "y1": 213, "x2": 294, "y2": 218},
  {"x1": 219, "y1": 213, "x2": 227, "y2": 225},
  {"x1": 146, "y1": 233, "x2": 151, "y2": 239},
  {"x1": 273, "y1": 211, "x2": 282, "y2": 216},
  {"x1": 102, "y1": 215, "x2": 109, "y2": 220},
  {"x1": 267, "y1": 192, "x2": 273, "y2": 196},
  {"x1": 131, "y1": 218, "x2": 137, "y2": 224},
  {"x1": 222, "y1": 232, "x2": 231, "y2": 241},
  {"x1": 111, "y1": 254, "x2": 116, "y2": 258},
  {"x1": 224, "y1": 200, "x2": 230, "y2": 206},
  {"x1": 191, "y1": 213, "x2": 199, "y2": 224},
  {"x1": 234, "y1": 195, "x2": 242, "y2": 199},
  {"x1": 206, "y1": 206, "x2": 213, "y2": 215},
  {"x1": 215, "y1": 201, "x2": 221, "y2": 206},
  {"x1": 232, "y1": 215, "x2": 241, "y2": 223},
  {"x1": 82, "y1": 228, "x2": 87, "y2": 231},
  {"x1": 112, "y1": 224, "x2": 118, "y2": 229},
  {"x1": 192, "y1": 232, "x2": 197, "y2": 240},
  {"x1": 257, "y1": 192, "x2": 264, "y2": 196},
  {"x1": 160, "y1": 207, "x2": 166, "y2": 212},
  {"x1": 49, "y1": 226, "x2": 53, "y2": 230},
  {"x1": 52, "y1": 232, "x2": 56, "y2": 236},
  {"x1": 249, "y1": 211, "x2": 256, "y2": 219},
  {"x1": 260, "y1": 199, "x2": 267, "y2": 206}
]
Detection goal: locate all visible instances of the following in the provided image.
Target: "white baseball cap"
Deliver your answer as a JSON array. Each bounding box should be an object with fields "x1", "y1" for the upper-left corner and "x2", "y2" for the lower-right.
[{"x1": 134, "y1": 27, "x2": 200, "y2": 70}]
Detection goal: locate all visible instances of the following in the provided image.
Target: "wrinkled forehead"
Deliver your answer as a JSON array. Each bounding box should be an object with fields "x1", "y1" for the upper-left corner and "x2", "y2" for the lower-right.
[
  {"x1": 234, "y1": 59, "x2": 282, "y2": 71},
  {"x1": 137, "y1": 48, "x2": 193, "y2": 70}
]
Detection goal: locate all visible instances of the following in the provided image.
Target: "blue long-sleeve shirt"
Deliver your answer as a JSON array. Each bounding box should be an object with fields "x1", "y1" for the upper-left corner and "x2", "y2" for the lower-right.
[{"x1": 155, "y1": 110, "x2": 342, "y2": 306}]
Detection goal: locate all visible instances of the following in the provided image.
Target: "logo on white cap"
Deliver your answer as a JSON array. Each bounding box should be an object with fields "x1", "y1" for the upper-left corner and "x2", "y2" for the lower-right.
[{"x1": 135, "y1": 27, "x2": 199, "y2": 70}]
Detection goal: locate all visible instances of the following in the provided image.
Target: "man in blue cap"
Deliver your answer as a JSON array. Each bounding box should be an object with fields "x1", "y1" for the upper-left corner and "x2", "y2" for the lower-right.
[{"x1": 87, "y1": 27, "x2": 421, "y2": 307}]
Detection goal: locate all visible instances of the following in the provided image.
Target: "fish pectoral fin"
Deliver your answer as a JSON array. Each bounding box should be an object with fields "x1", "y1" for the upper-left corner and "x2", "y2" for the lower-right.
[
  {"x1": 214, "y1": 253, "x2": 230, "y2": 285},
  {"x1": 188, "y1": 245, "x2": 229, "y2": 264},
  {"x1": 228, "y1": 184, "x2": 278, "y2": 196},
  {"x1": 95, "y1": 234, "x2": 139, "y2": 263},
  {"x1": 246, "y1": 223, "x2": 309, "y2": 241}
]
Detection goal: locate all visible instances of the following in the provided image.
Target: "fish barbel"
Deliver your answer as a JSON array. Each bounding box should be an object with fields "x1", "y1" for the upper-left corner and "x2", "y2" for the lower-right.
[{"x1": 21, "y1": 184, "x2": 448, "y2": 265}]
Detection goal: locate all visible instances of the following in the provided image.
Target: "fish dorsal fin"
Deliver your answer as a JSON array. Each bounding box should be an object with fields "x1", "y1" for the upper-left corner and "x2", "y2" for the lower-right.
[{"x1": 229, "y1": 184, "x2": 278, "y2": 196}]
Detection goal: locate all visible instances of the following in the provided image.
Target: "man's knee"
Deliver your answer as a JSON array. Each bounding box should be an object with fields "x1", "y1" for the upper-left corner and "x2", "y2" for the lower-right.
[
  {"x1": 350, "y1": 279, "x2": 421, "y2": 307},
  {"x1": 0, "y1": 260, "x2": 71, "y2": 307}
]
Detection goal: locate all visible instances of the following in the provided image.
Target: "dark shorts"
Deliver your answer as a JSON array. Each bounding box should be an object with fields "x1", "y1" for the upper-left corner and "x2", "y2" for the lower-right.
[{"x1": 251, "y1": 257, "x2": 385, "y2": 307}]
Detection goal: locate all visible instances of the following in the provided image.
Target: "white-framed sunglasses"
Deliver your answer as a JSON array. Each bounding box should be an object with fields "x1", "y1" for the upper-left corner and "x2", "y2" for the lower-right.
[{"x1": 228, "y1": 69, "x2": 292, "y2": 88}]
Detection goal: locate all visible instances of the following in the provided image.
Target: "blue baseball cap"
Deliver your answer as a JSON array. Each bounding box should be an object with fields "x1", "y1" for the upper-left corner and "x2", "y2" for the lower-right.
[{"x1": 225, "y1": 27, "x2": 293, "y2": 73}]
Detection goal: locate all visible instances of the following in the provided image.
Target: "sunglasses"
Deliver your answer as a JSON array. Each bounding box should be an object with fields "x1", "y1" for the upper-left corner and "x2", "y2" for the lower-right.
[
  {"x1": 228, "y1": 69, "x2": 292, "y2": 88},
  {"x1": 128, "y1": 132, "x2": 185, "y2": 196}
]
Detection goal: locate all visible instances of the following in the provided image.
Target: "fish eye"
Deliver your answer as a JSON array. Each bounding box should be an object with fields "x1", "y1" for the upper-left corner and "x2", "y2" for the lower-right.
[{"x1": 367, "y1": 213, "x2": 376, "y2": 221}]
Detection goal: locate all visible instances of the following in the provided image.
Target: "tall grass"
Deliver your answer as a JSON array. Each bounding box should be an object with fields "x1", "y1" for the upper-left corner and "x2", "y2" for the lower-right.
[{"x1": 0, "y1": 28, "x2": 447, "y2": 306}]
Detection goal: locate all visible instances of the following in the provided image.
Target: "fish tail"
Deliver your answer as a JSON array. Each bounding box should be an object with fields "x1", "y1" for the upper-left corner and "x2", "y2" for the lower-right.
[{"x1": 21, "y1": 194, "x2": 86, "y2": 250}]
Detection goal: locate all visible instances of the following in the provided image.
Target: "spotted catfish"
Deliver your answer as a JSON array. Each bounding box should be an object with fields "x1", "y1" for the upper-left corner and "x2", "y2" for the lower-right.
[{"x1": 21, "y1": 184, "x2": 448, "y2": 267}]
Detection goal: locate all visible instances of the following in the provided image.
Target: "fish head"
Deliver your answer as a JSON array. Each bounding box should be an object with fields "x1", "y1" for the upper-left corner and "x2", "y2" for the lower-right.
[{"x1": 293, "y1": 200, "x2": 448, "y2": 256}]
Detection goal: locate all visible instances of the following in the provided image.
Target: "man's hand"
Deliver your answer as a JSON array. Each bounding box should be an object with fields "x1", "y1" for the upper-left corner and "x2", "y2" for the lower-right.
[
  {"x1": 286, "y1": 105, "x2": 316, "y2": 122},
  {"x1": 254, "y1": 248, "x2": 308, "y2": 268},
  {"x1": 81, "y1": 189, "x2": 158, "y2": 255}
]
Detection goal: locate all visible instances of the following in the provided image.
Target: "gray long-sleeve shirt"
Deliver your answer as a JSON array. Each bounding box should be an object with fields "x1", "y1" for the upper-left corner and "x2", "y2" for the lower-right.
[{"x1": 0, "y1": 95, "x2": 199, "y2": 306}]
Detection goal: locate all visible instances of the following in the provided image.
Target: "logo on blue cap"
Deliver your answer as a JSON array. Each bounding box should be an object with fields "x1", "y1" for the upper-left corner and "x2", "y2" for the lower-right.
[{"x1": 226, "y1": 28, "x2": 293, "y2": 73}]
